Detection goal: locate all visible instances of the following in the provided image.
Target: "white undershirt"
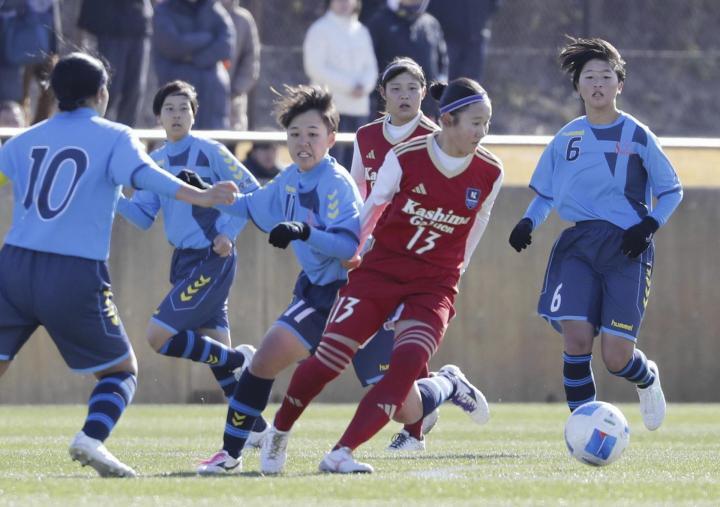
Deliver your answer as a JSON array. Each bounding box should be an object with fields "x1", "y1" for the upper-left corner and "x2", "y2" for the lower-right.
[
  {"x1": 431, "y1": 136, "x2": 471, "y2": 173},
  {"x1": 384, "y1": 113, "x2": 421, "y2": 143}
]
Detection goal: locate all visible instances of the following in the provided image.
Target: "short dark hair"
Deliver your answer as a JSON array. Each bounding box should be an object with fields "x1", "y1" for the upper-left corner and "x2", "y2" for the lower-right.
[
  {"x1": 379, "y1": 57, "x2": 426, "y2": 89},
  {"x1": 152, "y1": 80, "x2": 199, "y2": 116},
  {"x1": 559, "y1": 36, "x2": 626, "y2": 90},
  {"x1": 51, "y1": 52, "x2": 109, "y2": 111},
  {"x1": 273, "y1": 84, "x2": 339, "y2": 132},
  {"x1": 429, "y1": 77, "x2": 488, "y2": 120}
]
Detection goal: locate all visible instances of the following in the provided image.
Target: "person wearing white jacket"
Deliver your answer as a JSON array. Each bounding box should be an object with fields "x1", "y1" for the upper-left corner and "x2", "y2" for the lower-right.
[{"x1": 303, "y1": 0, "x2": 378, "y2": 170}]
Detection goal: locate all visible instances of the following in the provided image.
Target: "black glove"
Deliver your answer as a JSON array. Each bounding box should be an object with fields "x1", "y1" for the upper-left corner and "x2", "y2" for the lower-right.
[
  {"x1": 620, "y1": 216, "x2": 659, "y2": 258},
  {"x1": 268, "y1": 221, "x2": 310, "y2": 249},
  {"x1": 177, "y1": 169, "x2": 211, "y2": 190},
  {"x1": 509, "y1": 218, "x2": 533, "y2": 252}
]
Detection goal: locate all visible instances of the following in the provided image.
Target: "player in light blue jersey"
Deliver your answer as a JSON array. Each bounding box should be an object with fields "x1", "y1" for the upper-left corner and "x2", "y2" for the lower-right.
[
  {"x1": 196, "y1": 84, "x2": 362, "y2": 474},
  {"x1": 509, "y1": 37, "x2": 683, "y2": 431},
  {"x1": 0, "y1": 53, "x2": 235, "y2": 478},
  {"x1": 117, "y1": 81, "x2": 262, "y2": 411}
]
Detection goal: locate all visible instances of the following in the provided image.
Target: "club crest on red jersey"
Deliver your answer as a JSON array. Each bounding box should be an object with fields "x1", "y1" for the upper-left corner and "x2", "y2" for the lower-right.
[{"x1": 466, "y1": 188, "x2": 481, "y2": 209}]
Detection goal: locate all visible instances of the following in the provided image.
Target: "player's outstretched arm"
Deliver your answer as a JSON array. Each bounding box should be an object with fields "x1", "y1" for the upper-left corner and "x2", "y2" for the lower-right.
[{"x1": 176, "y1": 181, "x2": 238, "y2": 208}]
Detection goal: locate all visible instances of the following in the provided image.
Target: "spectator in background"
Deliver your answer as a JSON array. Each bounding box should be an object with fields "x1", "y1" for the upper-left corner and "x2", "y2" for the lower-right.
[
  {"x1": 0, "y1": 0, "x2": 58, "y2": 124},
  {"x1": 219, "y1": 0, "x2": 260, "y2": 131},
  {"x1": 303, "y1": 0, "x2": 378, "y2": 170},
  {"x1": 78, "y1": 0, "x2": 153, "y2": 127},
  {"x1": 358, "y1": 0, "x2": 385, "y2": 25},
  {"x1": 366, "y1": 0, "x2": 447, "y2": 119},
  {"x1": 0, "y1": 100, "x2": 26, "y2": 127},
  {"x1": 243, "y1": 142, "x2": 282, "y2": 185},
  {"x1": 428, "y1": 0, "x2": 499, "y2": 82},
  {"x1": 153, "y1": 0, "x2": 235, "y2": 130}
]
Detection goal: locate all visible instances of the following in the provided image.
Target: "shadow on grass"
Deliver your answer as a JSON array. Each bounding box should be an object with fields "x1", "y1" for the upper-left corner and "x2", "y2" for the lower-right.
[{"x1": 370, "y1": 452, "x2": 521, "y2": 461}]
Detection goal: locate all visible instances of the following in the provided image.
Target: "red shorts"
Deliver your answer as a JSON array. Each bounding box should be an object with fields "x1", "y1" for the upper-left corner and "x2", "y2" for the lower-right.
[{"x1": 325, "y1": 264, "x2": 456, "y2": 347}]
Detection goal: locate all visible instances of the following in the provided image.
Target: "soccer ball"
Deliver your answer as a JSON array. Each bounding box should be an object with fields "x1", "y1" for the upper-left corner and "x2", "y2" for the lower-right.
[{"x1": 564, "y1": 401, "x2": 630, "y2": 466}]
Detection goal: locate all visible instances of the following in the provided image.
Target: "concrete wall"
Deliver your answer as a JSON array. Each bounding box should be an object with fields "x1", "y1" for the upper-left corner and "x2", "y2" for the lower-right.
[{"x1": 1, "y1": 149, "x2": 718, "y2": 404}]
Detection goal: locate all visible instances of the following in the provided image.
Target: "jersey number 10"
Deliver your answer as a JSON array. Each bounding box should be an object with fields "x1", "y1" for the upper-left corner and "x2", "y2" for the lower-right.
[{"x1": 24, "y1": 147, "x2": 88, "y2": 219}]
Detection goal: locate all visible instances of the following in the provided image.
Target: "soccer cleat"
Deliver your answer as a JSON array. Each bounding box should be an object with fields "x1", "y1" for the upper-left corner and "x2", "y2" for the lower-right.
[
  {"x1": 260, "y1": 426, "x2": 289, "y2": 474},
  {"x1": 68, "y1": 431, "x2": 136, "y2": 478},
  {"x1": 245, "y1": 424, "x2": 271, "y2": 449},
  {"x1": 233, "y1": 343, "x2": 256, "y2": 381},
  {"x1": 197, "y1": 450, "x2": 241, "y2": 475},
  {"x1": 386, "y1": 430, "x2": 426, "y2": 451},
  {"x1": 319, "y1": 447, "x2": 374, "y2": 474},
  {"x1": 421, "y1": 408, "x2": 439, "y2": 435},
  {"x1": 439, "y1": 364, "x2": 490, "y2": 425},
  {"x1": 637, "y1": 360, "x2": 666, "y2": 431}
]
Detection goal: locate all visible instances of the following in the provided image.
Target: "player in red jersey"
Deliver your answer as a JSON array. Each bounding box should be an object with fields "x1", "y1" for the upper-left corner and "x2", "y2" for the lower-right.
[
  {"x1": 351, "y1": 57, "x2": 438, "y2": 199},
  {"x1": 351, "y1": 58, "x2": 461, "y2": 452},
  {"x1": 269, "y1": 77, "x2": 503, "y2": 473}
]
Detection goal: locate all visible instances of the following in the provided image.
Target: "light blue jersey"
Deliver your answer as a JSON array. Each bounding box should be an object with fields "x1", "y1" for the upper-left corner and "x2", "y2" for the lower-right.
[
  {"x1": 219, "y1": 156, "x2": 362, "y2": 285},
  {"x1": 525, "y1": 112, "x2": 683, "y2": 230},
  {"x1": 117, "y1": 134, "x2": 259, "y2": 248},
  {"x1": 0, "y1": 108, "x2": 182, "y2": 260}
]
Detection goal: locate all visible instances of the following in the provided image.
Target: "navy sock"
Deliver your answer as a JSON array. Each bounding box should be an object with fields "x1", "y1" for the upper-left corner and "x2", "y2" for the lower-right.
[
  {"x1": 610, "y1": 348, "x2": 655, "y2": 389},
  {"x1": 158, "y1": 330, "x2": 244, "y2": 371},
  {"x1": 417, "y1": 374, "x2": 455, "y2": 417},
  {"x1": 223, "y1": 370, "x2": 274, "y2": 458},
  {"x1": 81, "y1": 372, "x2": 137, "y2": 442},
  {"x1": 210, "y1": 366, "x2": 237, "y2": 397},
  {"x1": 563, "y1": 352, "x2": 596, "y2": 412}
]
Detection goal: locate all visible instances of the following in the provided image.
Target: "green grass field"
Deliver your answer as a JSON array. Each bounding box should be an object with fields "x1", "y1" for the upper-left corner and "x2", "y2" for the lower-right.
[{"x1": 0, "y1": 403, "x2": 718, "y2": 506}]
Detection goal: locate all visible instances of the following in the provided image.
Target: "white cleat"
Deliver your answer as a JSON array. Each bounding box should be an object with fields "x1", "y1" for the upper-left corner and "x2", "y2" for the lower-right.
[
  {"x1": 319, "y1": 447, "x2": 373, "y2": 474},
  {"x1": 260, "y1": 426, "x2": 289, "y2": 474},
  {"x1": 421, "y1": 408, "x2": 439, "y2": 435},
  {"x1": 197, "y1": 450, "x2": 241, "y2": 475},
  {"x1": 68, "y1": 431, "x2": 136, "y2": 478},
  {"x1": 637, "y1": 360, "x2": 666, "y2": 431},
  {"x1": 245, "y1": 423, "x2": 271, "y2": 449},
  {"x1": 439, "y1": 364, "x2": 490, "y2": 425},
  {"x1": 233, "y1": 344, "x2": 257, "y2": 381},
  {"x1": 386, "y1": 430, "x2": 425, "y2": 451}
]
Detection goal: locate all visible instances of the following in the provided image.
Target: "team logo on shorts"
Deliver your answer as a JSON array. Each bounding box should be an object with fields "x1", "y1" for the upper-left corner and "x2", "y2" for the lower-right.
[{"x1": 465, "y1": 188, "x2": 481, "y2": 209}]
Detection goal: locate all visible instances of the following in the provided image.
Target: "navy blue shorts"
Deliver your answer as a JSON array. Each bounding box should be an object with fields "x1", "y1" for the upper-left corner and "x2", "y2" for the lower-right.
[
  {"x1": 275, "y1": 272, "x2": 345, "y2": 352},
  {"x1": 352, "y1": 326, "x2": 394, "y2": 387},
  {"x1": 0, "y1": 245, "x2": 132, "y2": 373},
  {"x1": 538, "y1": 220, "x2": 654, "y2": 342},
  {"x1": 152, "y1": 247, "x2": 236, "y2": 334},
  {"x1": 275, "y1": 272, "x2": 388, "y2": 386}
]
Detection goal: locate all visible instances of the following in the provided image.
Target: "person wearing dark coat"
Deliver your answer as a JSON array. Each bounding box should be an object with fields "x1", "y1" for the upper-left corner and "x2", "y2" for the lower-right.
[
  {"x1": 152, "y1": 0, "x2": 235, "y2": 130},
  {"x1": 78, "y1": 0, "x2": 153, "y2": 127},
  {"x1": 428, "y1": 0, "x2": 500, "y2": 82},
  {"x1": 366, "y1": 0, "x2": 447, "y2": 119}
]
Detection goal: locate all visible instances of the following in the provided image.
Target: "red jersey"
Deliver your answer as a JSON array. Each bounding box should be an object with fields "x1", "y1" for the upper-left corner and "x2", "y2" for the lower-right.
[
  {"x1": 351, "y1": 113, "x2": 438, "y2": 200},
  {"x1": 357, "y1": 133, "x2": 503, "y2": 292}
]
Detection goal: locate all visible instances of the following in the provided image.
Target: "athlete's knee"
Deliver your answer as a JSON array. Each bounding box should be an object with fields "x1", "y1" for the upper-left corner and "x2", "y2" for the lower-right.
[
  {"x1": 95, "y1": 353, "x2": 138, "y2": 379},
  {"x1": 562, "y1": 321, "x2": 594, "y2": 354},
  {"x1": 146, "y1": 324, "x2": 172, "y2": 352},
  {"x1": 313, "y1": 333, "x2": 360, "y2": 376},
  {"x1": 603, "y1": 344, "x2": 634, "y2": 373}
]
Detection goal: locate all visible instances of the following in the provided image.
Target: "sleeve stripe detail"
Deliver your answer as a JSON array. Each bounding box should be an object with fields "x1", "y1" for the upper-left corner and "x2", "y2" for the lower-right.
[
  {"x1": 529, "y1": 184, "x2": 553, "y2": 200},
  {"x1": 129, "y1": 163, "x2": 151, "y2": 190},
  {"x1": 656, "y1": 186, "x2": 682, "y2": 199}
]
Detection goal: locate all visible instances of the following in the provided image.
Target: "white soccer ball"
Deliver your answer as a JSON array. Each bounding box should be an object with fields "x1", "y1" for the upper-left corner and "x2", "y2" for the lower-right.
[{"x1": 564, "y1": 401, "x2": 630, "y2": 466}]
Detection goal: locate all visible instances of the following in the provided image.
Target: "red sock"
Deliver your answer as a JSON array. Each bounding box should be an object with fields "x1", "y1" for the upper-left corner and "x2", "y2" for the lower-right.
[
  {"x1": 402, "y1": 363, "x2": 430, "y2": 439},
  {"x1": 338, "y1": 341, "x2": 429, "y2": 450},
  {"x1": 274, "y1": 335, "x2": 355, "y2": 431}
]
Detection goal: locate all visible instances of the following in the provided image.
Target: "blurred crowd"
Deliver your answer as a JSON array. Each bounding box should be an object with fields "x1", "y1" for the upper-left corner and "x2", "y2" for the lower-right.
[{"x1": 0, "y1": 0, "x2": 499, "y2": 170}]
